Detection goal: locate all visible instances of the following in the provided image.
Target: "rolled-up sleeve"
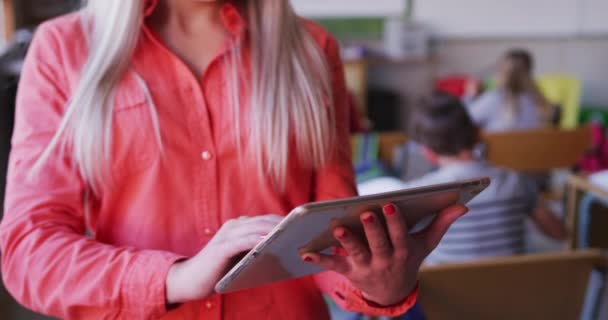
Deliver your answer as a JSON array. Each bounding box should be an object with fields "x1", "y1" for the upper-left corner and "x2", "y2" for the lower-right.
[
  {"x1": 0, "y1": 22, "x2": 182, "y2": 319},
  {"x1": 312, "y1": 33, "x2": 417, "y2": 317}
]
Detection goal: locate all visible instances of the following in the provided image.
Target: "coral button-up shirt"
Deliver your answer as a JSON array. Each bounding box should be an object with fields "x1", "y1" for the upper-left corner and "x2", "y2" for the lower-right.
[{"x1": 0, "y1": 3, "x2": 416, "y2": 319}]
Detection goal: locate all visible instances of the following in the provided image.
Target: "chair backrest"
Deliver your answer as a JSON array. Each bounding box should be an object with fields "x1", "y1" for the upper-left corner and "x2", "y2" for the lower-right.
[
  {"x1": 373, "y1": 127, "x2": 591, "y2": 172},
  {"x1": 482, "y1": 127, "x2": 592, "y2": 172},
  {"x1": 418, "y1": 250, "x2": 607, "y2": 320}
]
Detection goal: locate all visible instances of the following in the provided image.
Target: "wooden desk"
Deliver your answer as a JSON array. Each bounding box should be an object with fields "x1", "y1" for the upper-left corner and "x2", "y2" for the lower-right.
[{"x1": 566, "y1": 174, "x2": 608, "y2": 249}]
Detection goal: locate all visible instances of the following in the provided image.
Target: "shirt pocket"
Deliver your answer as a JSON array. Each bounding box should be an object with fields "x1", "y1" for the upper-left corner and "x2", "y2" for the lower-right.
[{"x1": 111, "y1": 73, "x2": 161, "y2": 178}]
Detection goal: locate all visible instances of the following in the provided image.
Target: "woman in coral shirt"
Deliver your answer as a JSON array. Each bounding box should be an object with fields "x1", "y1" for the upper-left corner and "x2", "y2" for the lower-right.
[{"x1": 0, "y1": 0, "x2": 467, "y2": 319}]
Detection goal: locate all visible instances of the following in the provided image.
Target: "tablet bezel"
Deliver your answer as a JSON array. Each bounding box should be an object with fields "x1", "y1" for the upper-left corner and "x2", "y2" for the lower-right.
[{"x1": 215, "y1": 177, "x2": 491, "y2": 293}]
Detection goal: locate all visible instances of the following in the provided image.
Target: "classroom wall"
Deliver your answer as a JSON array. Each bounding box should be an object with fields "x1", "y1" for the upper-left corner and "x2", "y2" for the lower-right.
[
  {"x1": 366, "y1": 35, "x2": 608, "y2": 126},
  {"x1": 410, "y1": 0, "x2": 608, "y2": 107},
  {"x1": 361, "y1": 0, "x2": 608, "y2": 113},
  {"x1": 414, "y1": 0, "x2": 608, "y2": 38},
  {"x1": 436, "y1": 37, "x2": 608, "y2": 107}
]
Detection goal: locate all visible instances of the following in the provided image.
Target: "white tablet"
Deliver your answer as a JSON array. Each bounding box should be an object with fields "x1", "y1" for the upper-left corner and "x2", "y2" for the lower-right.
[{"x1": 215, "y1": 177, "x2": 491, "y2": 293}]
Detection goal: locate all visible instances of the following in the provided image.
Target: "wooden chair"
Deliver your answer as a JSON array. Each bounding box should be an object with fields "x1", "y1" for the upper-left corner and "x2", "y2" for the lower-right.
[
  {"x1": 481, "y1": 127, "x2": 592, "y2": 172},
  {"x1": 374, "y1": 127, "x2": 592, "y2": 172},
  {"x1": 2, "y1": 0, "x2": 15, "y2": 41},
  {"x1": 418, "y1": 250, "x2": 608, "y2": 320}
]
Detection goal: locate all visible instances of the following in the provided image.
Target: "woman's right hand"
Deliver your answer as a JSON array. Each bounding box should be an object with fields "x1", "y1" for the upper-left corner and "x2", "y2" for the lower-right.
[{"x1": 165, "y1": 214, "x2": 283, "y2": 304}]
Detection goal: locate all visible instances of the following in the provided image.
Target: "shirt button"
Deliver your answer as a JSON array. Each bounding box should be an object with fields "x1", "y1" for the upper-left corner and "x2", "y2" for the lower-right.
[
  {"x1": 205, "y1": 300, "x2": 214, "y2": 309},
  {"x1": 203, "y1": 228, "x2": 212, "y2": 235},
  {"x1": 201, "y1": 150, "x2": 213, "y2": 161}
]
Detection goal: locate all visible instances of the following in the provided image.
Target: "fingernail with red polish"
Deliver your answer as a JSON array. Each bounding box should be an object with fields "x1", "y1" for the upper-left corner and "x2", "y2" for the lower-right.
[
  {"x1": 363, "y1": 214, "x2": 375, "y2": 224},
  {"x1": 383, "y1": 204, "x2": 396, "y2": 216}
]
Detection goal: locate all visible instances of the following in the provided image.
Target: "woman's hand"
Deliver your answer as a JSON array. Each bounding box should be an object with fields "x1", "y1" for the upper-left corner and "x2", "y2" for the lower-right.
[
  {"x1": 302, "y1": 204, "x2": 468, "y2": 306},
  {"x1": 165, "y1": 214, "x2": 283, "y2": 305}
]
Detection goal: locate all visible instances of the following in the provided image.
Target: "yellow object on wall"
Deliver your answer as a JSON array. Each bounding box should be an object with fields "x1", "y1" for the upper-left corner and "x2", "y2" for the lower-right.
[{"x1": 537, "y1": 74, "x2": 582, "y2": 129}]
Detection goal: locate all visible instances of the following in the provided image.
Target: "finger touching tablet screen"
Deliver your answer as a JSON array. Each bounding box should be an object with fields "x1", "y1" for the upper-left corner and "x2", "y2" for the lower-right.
[{"x1": 215, "y1": 177, "x2": 491, "y2": 293}]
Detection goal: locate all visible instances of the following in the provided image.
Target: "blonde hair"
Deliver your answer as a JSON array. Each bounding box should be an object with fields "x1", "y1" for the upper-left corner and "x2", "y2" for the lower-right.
[
  {"x1": 499, "y1": 49, "x2": 550, "y2": 122},
  {"x1": 34, "y1": 0, "x2": 334, "y2": 194}
]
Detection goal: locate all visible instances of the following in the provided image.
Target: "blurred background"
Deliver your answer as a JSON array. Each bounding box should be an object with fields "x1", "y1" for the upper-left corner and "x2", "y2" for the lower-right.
[{"x1": 1, "y1": 1, "x2": 608, "y2": 319}]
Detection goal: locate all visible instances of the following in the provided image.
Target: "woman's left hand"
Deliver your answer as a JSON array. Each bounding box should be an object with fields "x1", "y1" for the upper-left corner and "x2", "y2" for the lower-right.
[{"x1": 301, "y1": 203, "x2": 468, "y2": 306}]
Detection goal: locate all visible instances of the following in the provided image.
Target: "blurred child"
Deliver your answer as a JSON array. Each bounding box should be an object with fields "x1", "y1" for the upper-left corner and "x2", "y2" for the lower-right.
[
  {"x1": 465, "y1": 49, "x2": 552, "y2": 132},
  {"x1": 359, "y1": 91, "x2": 566, "y2": 264}
]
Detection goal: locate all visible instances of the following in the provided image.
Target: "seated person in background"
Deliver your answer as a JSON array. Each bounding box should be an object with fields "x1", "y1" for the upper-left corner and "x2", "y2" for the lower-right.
[
  {"x1": 359, "y1": 91, "x2": 567, "y2": 265},
  {"x1": 465, "y1": 49, "x2": 552, "y2": 132}
]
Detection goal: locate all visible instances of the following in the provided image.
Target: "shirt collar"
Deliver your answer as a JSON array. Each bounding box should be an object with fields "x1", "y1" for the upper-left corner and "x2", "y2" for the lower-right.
[
  {"x1": 144, "y1": 0, "x2": 158, "y2": 17},
  {"x1": 144, "y1": 0, "x2": 246, "y2": 37}
]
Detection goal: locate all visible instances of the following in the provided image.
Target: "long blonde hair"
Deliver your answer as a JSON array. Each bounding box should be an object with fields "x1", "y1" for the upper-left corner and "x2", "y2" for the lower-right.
[
  {"x1": 34, "y1": 0, "x2": 334, "y2": 194},
  {"x1": 498, "y1": 49, "x2": 550, "y2": 122}
]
